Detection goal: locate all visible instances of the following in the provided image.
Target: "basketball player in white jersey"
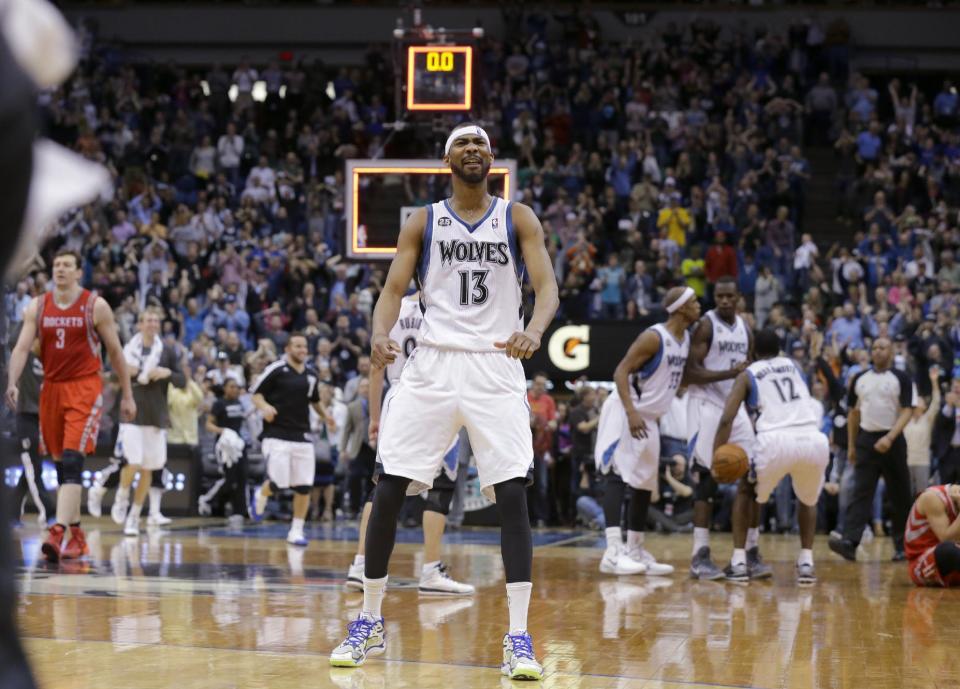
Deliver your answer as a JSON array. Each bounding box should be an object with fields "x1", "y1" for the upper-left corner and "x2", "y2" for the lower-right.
[
  {"x1": 683, "y1": 276, "x2": 770, "y2": 581},
  {"x1": 330, "y1": 123, "x2": 558, "y2": 681},
  {"x1": 715, "y1": 329, "x2": 829, "y2": 584},
  {"x1": 595, "y1": 286, "x2": 700, "y2": 577},
  {"x1": 344, "y1": 290, "x2": 474, "y2": 596}
]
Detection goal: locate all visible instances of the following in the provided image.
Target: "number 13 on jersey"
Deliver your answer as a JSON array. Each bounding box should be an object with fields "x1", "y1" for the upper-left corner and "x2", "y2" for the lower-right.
[{"x1": 458, "y1": 270, "x2": 489, "y2": 306}]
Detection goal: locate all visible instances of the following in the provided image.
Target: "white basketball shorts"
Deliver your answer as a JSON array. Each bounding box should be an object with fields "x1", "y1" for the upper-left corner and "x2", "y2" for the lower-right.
[
  {"x1": 262, "y1": 437, "x2": 315, "y2": 489},
  {"x1": 688, "y1": 397, "x2": 756, "y2": 470},
  {"x1": 594, "y1": 395, "x2": 660, "y2": 491},
  {"x1": 377, "y1": 346, "x2": 533, "y2": 502},
  {"x1": 116, "y1": 423, "x2": 167, "y2": 470},
  {"x1": 754, "y1": 427, "x2": 829, "y2": 506}
]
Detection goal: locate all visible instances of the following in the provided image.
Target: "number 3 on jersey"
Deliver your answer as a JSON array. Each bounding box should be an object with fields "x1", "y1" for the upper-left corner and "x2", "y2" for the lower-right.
[
  {"x1": 458, "y1": 269, "x2": 489, "y2": 306},
  {"x1": 55, "y1": 328, "x2": 66, "y2": 349}
]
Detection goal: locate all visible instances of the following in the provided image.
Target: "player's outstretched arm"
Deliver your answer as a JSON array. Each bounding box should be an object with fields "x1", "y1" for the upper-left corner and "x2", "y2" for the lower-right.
[
  {"x1": 94, "y1": 297, "x2": 136, "y2": 421},
  {"x1": 5, "y1": 297, "x2": 38, "y2": 410},
  {"x1": 613, "y1": 330, "x2": 661, "y2": 439},
  {"x1": 714, "y1": 372, "x2": 750, "y2": 453},
  {"x1": 495, "y1": 202, "x2": 559, "y2": 359},
  {"x1": 371, "y1": 207, "x2": 425, "y2": 369}
]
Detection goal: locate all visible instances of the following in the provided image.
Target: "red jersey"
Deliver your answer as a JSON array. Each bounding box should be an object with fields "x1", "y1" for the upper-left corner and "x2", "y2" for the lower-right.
[
  {"x1": 905, "y1": 485, "x2": 959, "y2": 560},
  {"x1": 37, "y1": 289, "x2": 102, "y2": 382}
]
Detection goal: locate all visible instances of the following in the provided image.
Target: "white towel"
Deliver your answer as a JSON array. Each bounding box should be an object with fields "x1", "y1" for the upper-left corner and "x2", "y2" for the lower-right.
[
  {"x1": 124, "y1": 333, "x2": 163, "y2": 386},
  {"x1": 215, "y1": 429, "x2": 245, "y2": 469}
]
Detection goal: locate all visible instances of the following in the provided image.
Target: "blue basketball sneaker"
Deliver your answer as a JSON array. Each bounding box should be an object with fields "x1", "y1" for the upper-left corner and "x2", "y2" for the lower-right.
[
  {"x1": 329, "y1": 615, "x2": 386, "y2": 667},
  {"x1": 500, "y1": 631, "x2": 543, "y2": 681},
  {"x1": 249, "y1": 486, "x2": 268, "y2": 523}
]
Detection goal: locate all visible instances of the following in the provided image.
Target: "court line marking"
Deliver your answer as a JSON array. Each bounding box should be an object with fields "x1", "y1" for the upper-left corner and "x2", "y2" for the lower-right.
[{"x1": 21, "y1": 635, "x2": 773, "y2": 689}]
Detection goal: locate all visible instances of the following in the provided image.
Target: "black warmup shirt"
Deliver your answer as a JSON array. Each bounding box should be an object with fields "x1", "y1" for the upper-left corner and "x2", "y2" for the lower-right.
[
  {"x1": 249, "y1": 356, "x2": 319, "y2": 442},
  {"x1": 212, "y1": 397, "x2": 245, "y2": 435}
]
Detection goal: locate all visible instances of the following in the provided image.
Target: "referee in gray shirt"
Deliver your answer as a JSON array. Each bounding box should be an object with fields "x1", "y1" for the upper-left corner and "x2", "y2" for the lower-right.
[{"x1": 830, "y1": 337, "x2": 916, "y2": 562}]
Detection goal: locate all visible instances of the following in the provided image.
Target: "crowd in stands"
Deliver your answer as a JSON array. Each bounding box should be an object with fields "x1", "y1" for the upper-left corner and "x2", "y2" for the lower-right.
[{"x1": 7, "y1": 12, "x2": 960, "y2": 533}]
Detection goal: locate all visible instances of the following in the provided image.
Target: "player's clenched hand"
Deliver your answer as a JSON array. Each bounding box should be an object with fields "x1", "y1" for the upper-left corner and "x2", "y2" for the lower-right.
[
  {"x1": 120, "y1": 394, "x2": 137, "y2": 422},
  {"x1": 494, "y1": 331, "x2": 541, "y2": 359},
  {"x1": 627, "y1": 409, "x2": 648, "y2": 439},
  {"x1": 371, "y1": 335, "x2": 400, "y2": 369},
  {"x1": 5, "y1": 386, "x2": 18, "y2": 411},
  {"x1": 261, "y1": 404, "x2": 278, "y2": 423}
]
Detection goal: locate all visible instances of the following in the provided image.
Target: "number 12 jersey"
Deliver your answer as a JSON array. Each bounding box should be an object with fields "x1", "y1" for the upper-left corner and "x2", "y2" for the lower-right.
[
  {"x1": 416, "y1": 197, "x2": 524, "y2": 352},
  {"x1": 746, "y1": 356, "x2": 819, "y2": 432}
]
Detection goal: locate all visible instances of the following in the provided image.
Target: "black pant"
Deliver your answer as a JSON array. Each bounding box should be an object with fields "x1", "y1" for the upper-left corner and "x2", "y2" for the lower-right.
[
  {"x1": 842, "y1": 430, "x2": 911, "y2": 550},
  {"x1": 348, "y1": 443, "x2": 376, "y2": 513},
  {"x1": 939, "y1": 446, "x2": 960, "y2": 485},
  {"x1": 9, "y1": 414, "x2": 55, "y2": 521}
]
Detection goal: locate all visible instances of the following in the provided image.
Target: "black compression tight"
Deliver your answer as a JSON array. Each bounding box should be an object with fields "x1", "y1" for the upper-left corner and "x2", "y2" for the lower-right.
[
  {"x1": 934, "y1": 542, "x2": 960, "y2": 577},
  {"x1": 628, "y1": 488, "x2": 652, "y2": 532},
  {"x1": 363, "y1": 474, "x2": 411, "y2": 579},
  {"x1": 602, "y1": 474, "x2": 626, "y2": 531},
  {"x1": 494, "y1": 478, "x2": 532, "y2": 583}
]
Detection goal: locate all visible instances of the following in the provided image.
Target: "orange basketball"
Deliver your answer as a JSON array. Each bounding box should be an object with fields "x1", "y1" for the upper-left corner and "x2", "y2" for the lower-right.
[{"x1": 712, "y1": 443, "x2": 749, "y2": 483}]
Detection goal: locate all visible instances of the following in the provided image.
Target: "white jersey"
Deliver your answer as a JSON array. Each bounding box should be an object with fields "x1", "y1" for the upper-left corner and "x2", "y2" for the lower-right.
[
  {"x1": 630, "y1": 323, "x2": 690, "y2": 419},
  {"x1": 747, "y1": 356, "x2": 819, "y2": 432},
  {"x1": 387, "y1": 295, "x2": 423, "y2": 383},
  {"x1": 417, "y1": 197, "x2": 524, "y2": 351},
  {"x1": 689, "y1": 310, "x2": 750, "y2": 406}
]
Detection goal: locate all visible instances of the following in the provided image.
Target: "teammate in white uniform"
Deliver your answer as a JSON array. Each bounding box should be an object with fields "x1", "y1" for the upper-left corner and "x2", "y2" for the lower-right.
[
  {"x1": 595, "y1": 286, "x2": 700, "y2": 577},
  {"x1": 344, "y1": 291, "x2": 473, "y2": 596},
  {"x1": 715, "y1": 328, "x2": 830, "y2": 584},
  {"x1": 331, "y1": 124, "x2": 559, "y2": 681},
  {"x1": 683, "y1": 277, "x2": 770, "y2": 581}
]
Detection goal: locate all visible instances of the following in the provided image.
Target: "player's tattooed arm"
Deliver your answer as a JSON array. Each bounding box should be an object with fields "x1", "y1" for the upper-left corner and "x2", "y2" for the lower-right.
[
  {"x1": 370, "y1": 207, "x2": 426, "y2": 369},
  {"x1": 613, "y1": 330, "x2": 661, "y2": 439},
  {"x1": 495, "y1": 203, "x2": 558, "y2": 359},
  {"x1": 714, "y1": 372, "x2": 750, "y2": 453},
  {"x1": 94, "y1": 296, "x2": 136, "y2": 421}
]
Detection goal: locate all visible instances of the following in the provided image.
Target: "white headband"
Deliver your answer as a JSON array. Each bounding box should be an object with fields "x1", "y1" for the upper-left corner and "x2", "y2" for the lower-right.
[
  {"x1": 666, "y1": 287, "x2": 696, "y2": 314},
  {"x1": 444, "y1": 125, "x2": 490, "y2": 156}
]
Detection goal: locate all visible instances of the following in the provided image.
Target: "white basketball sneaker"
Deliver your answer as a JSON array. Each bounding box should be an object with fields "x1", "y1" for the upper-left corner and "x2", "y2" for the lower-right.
[
  {"x1": 329, "y1": 614, "x2": 386, "y2": 667},
  {"x1": 123, "y1": 512, "x2": 140, "y2": 537},
  {"x1": 628, "y1": 546, "x2": 675, "y2": 576},
  {"x1": 345, "y1": 557, "x2": 364, "y2": 591},
  {"x1": 111, "y1": 492, "x2": 129, "y2": 525},
  {"x1": 599, "y1": 546, "x2": 647, "y2": 575},
  {"x1": 500, "y1": 631, "x2": 543, "y2": 681},
  {"x1": 418, "y1": 562, "x2": 475, "y2": 596},
  {"x1": 87, "y1": 485, "x2": 106, "y2": 517},
  {"x1": 147, "y1": 513, "x2": 172, "y2": 527}
]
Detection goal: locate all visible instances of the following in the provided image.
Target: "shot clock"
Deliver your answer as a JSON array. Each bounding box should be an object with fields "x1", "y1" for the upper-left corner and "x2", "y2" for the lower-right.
[{"x1": 406, "y1": 45, "x2": 473, "y2": 111}]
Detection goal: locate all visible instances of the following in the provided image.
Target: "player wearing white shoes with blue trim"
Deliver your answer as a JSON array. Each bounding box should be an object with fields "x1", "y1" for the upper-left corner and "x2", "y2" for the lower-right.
[
  {"x1": 330, "y1": 124, "x2": 558, "y2": 680},
  {"x1": 595, "y1": 287, "x2": 699, "y2": 578},
  {"x1": 344, "y1": 293, "x2": 474, "y2": 597}
]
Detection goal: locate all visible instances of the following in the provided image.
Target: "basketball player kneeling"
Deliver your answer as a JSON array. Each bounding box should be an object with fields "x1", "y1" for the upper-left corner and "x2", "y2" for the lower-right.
[
  {"x1": 905, "y1": 484, "x2": 960, "y2": 588},
  {"x1": 714, "y1": 329, "x2": 829, "y2": 584}
]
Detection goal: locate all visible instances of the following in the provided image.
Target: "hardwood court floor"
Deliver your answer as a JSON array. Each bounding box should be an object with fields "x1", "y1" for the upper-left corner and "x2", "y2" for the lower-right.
[{"x1": 12, "y1": 518, "x2": 960, "y2": 689}]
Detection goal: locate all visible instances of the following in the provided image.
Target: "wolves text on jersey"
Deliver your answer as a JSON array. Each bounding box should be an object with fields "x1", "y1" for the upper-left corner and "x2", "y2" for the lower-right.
[
  {"x1": 666, "y1": 354, "x2": 687, "y2": 368},
  {"x1": 438, "y1": 239, "x2": 510, "y2": 267},
  {"x1": 718, "y1": 340, "x2": 749, "y2": 355}
]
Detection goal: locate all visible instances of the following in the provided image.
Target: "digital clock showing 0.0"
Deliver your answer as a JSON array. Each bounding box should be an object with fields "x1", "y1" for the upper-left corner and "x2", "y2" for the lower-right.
[{"x1": 406, "y1": 45, "x2": 473, "y2": 111}]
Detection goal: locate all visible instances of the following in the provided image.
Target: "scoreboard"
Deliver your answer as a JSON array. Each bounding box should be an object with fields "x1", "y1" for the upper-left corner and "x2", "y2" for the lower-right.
[{"x1": 406, "y1": 45, "x2": 473, "y2": 111}]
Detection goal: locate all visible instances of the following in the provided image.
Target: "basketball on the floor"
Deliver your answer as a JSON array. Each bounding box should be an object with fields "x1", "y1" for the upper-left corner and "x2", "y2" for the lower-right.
[{"x1": 712, "y1": 444, "x2": 748, "y2": 483}]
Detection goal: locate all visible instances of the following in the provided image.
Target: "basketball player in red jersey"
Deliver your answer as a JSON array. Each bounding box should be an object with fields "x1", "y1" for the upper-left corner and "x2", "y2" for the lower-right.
[
  {"x1": 6, "y1": 249, "x2": 135, "y2": 562},
  {"x1": 904, "y1": 484, "x2": 960, "y2": 587}
]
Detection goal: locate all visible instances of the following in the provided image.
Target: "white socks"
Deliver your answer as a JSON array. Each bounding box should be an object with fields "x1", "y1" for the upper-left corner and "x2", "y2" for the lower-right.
[
  {"x1": 353, "y1": 554, "x2": 365, "y2": 568},
  {"x1": 506, "y1": 581, "x2": 532, "y2": 633},
  {"x1": 149, "y1": 487, "x2": 163, "y2": 516},
  {"x1": 129, "y1": 501, "x2": 143, "y2": 519},
  {"x1": 627, "y1": 530, "x2": 644, "y2": 552},
  {"x1": 798, "y1": 549, "x2": 814, "y2": 566},
  {"x1": 362, "y1": 575, "x2": 388, "y2": 619},
  {"x1": 291, "y1": 517, "x2": 305, "y2": 533},
  {"x1": 731, "y1": 548, "x2": 746, "y2": 567},
  {"x1": 746, "y1": 527, "x2": 759, "y2": 551},
  {"x1": 693, "y1": 527, "x2": 709, "y2": 555},
  {"x1": 605, "y1": 527, "x2": 622, "y2": 551}
]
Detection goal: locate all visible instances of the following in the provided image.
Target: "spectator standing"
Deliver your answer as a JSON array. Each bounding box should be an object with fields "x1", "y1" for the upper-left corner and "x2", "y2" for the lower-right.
[
  {"x1": 904, "y1": 368, "x2": 941, "y2": 497},
  {"x1": 217, "y1": 122, "x2": 244, "y2": 187},
  {"x1": 595, "y1": 254, "x2": 625, "y2": 319},
  {"x1": 527, "y1": 372, "x2": 557, "y2": 527}
]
